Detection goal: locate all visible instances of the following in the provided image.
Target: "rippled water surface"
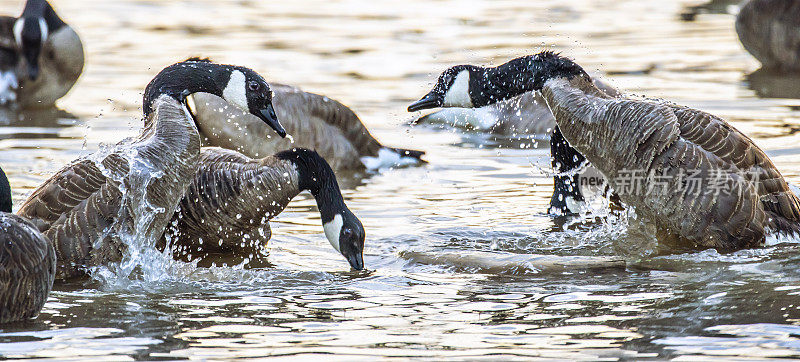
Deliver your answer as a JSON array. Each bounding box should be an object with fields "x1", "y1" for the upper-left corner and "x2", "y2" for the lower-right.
[{"x1": 3, "y1": 0, "x2": 800, "y2": 360}]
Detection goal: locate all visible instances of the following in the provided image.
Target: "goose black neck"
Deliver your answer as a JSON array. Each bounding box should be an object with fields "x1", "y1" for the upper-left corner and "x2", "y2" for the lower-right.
[
  {"x1": 142, "y1": 62, "x2": 226, "y2": 117},
  {"x1": 275, "y1": 148, "x2": 347, "y2": 224},
  {"x1": 477, "y1": 52, "x2": 589, "y2": 106},
  {"x1": 0, "y1": 167, "x2": 11, "y2": 213},
  {"x1": 549, "y1": 127, "x2": 585, "y2": 215},
  {"x1": 21, "y1": 0, "x2": 65, "y2": 31}
]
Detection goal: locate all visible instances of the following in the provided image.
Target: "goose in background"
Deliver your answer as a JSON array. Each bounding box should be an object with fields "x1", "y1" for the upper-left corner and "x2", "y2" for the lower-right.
[
  {"x1": 17, "y1": 59, "x2": 286, "y2": 280},
  {"x1": 413, "y1": 76, "x2": 619, "y2": 137},
  {"x1": 736, "y1": 0, "x2": 800, "y2": 72},
  {"x1": 409, "y1": 62, "x2": 618, "y2": 216},
  {"x1": 0, "y1": 165, "x2": 55, "y2": 324},
  {"x1": 160, "y1": 147, "x2": 365, "y2": 270},
  {"x1": 412, "y1": 51, "x2": 800, "y2": 250},
  {"x1": 0, "y1": 16, "x2": 18, "y2": 105},
  {"x1": 186, "y1": 58, "x2": 424, "y2": 172},
  {"x1": 8, "y1": 0, "x2": 84, "y2": 108}
]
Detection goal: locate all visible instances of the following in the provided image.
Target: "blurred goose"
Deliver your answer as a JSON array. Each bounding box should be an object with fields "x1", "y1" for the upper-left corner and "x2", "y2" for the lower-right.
[
  {"x1": 0, "y1": 16, "x2": 19, "y2": 105},
  {"x1": 0, "y1": 165, "x2": 55, "y2": 324},
  {"x1": 17, "y1": 59, "x2": 286, "y2": 279},
  {"x1": 186, "y1": 58, "x2": 424, "y2": 172},
  {"x1": 736, "y1": 0, "x2": 800, "y2": 72},
  {"x1": 414, "y1": 77, "x2": 619, "y2": 136},
  {"x1": 411, "y1": 51, "x2": 800, "y2": 250},
  {"x1": 160, "y1": 147, "x2": 365, "y2": 270},
  {"x1": 11, "y1": 0, "x2": 84, "y2": 108},
  {"x1": 409, "y1": 63, "x2": 618, "y2": 216}
]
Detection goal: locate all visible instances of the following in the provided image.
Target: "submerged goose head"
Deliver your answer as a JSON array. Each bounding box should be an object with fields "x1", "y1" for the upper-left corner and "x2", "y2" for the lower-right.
[
  {"x1": 14, "y1": 0, "x2": 64, "y2": 80},
  {"x1": 144, "y1": 58, "x2": 287, "y2": 137},
  {"x1": 276, "y1": 148, "x2": 366, "y2": 270},
  {"x1": 408, "y1": 51, "x2": 589, "y2": 112}
]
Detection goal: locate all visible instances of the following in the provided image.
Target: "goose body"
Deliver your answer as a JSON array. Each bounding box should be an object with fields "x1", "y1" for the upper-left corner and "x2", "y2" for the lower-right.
[
  {"x1": 0, "y1": 166, "x2": 55, "y2": 323},
  {"x1": 191, "y1": 81, "x2": 424, "y2": 172},
  {"x1": 736, "y1": 0, "x2": 800, "y2": 72},
  {"x1": 544, "y1": 75, "x2": 800, "y2": 249},
  {"x1": 16, "y1": 60, "x2": 286, "y2": 279},
  {"x1": 160, "y1": 147, "x2": 365, "y2": 270},
  {"x1": 12, "y1": 0, "x2": 84, "y2": 108},
  {"x1": 413, "y1": 52, "x2": 800, "y2": 250}
]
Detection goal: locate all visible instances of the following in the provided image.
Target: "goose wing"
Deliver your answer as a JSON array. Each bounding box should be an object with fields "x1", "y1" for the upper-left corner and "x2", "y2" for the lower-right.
[
  {"x1": 17, "y1": 156, "x2": 127, "y2": 279},
  {"x1": 0, "y1": 214, "x2": 56, "y2": 323},
  {"x1": 669, "y1": 105, "x2": 800, "y2": 227},
  {"x1": 18, "y1": 156, "x2": 126, "y2": 231},
  {"x1": 270, "y1": 84, "x2": 383, "y2": 156},
  {"x1": 170, "y1": 148, "x2": 299, "y2": 250}
]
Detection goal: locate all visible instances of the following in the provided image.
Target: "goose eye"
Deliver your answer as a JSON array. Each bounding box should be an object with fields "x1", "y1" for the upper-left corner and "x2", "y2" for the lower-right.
[
  {"x1": 342, "y1": 228, "x2": 354, "y2": 238},
  {"x1": 247, "y1": 81, "x2": 260, "y2": 92}
]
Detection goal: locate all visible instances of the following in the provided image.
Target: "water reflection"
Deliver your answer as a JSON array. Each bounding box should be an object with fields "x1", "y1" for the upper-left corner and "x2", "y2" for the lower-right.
[
  {"x1": 0, "y1": 106, "x2": 79, "y2": 140},
  {"x1": 746, "y1": 68, "x2": 800, "y2": 99},
  {"x1": 0, "y1": 0, "x2": 800, "y2": 360}
]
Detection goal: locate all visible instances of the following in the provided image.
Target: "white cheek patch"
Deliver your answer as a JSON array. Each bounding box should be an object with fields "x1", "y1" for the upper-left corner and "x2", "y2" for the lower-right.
[
  {"x1": 323, "y1": 213, "x2": 343, "y2": 253},
  {"x1": 38, "y1": 18, "x2": 48, "y2": 43},
  {"x1": 222, "y1": 70, "x2": 248, "y2": 112},
  {"x1": 13, "y1": 18, "x2": 23, "y2": 46},
  {"x1": 442, "y1": 70, "x2": 473, "y2": 108}
]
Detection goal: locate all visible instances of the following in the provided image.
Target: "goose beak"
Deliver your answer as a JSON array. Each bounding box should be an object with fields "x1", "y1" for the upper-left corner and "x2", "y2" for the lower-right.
[
  {"x1": 258, "y1": 103, "x2": 287, "y2": 138},
  {"x1": 345, "y1": 251, "x2": 364, "y2": 271},
  {"x1": 27, "y1": 64, "x2": 39, "y2": 81},
  {"x1": 407, "y1": 91, "x2": 441, "y2": 112}
]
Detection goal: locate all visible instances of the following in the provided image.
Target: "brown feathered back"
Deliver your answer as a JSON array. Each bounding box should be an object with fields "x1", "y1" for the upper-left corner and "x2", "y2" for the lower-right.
[
  {"x1": 0, "y1": 213, "x2": 55, "y2": 323},
  {"x1": 736, "y1": 0, "x2": 800, "y2": 71},
  {"x1": 542, "y1": 76, "x2": 800, "y2": 249},
  {"x1": 160, "y1": 147, "x2": 302, "y2": 262},
  {"x1": 18, "y1": 95, "x2": 201, "y2": 279}
]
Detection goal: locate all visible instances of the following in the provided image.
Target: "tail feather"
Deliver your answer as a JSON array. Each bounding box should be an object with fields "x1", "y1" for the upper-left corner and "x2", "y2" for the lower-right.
[{"x1": 768, "y1": 211, "x2": 800, "y2": 238}]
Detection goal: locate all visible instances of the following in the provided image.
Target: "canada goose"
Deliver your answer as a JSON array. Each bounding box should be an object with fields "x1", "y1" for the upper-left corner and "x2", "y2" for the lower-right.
[
  {"x1": 160, "y1": 147, "x2": 365, "y2": 270},
  {"x1": 0, "y1": 165, "x2": 55, "y2": 324},
  {"x1": 736, "y1": 0, "x2": 800, "y2": 72},
  {"x1": 409, "y1": 64, "x2": 619, "y2": 216},
  {"x1": 185, "y1": 59, "x2": 423, "y2": 172},
  {"x1": 0, "y1": 16, "x2": 18, "y2": 105},
  {"x1": 16, "y1": 59, "x2": 286, "y2": 280},
  {"x1": 11, "y1": 0, "x2": 83, "y2": 108},
  {"x1": 411, "y1": 51, "x2": 800, "y2": 250}
]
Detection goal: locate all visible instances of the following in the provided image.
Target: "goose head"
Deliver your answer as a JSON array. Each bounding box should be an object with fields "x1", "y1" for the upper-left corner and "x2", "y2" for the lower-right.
[
  {"x1": 408, "y1": 51, "x2": 589, "y2": 112},
  {"x1": 0, "y1": 166, "x2": 11, "y2": 213},
  {"x1": 408, "y1": 65, "x2": 482, "y2": 111},
  {"x1": 14, "y1": 0, "x2": 64, "y2": 81},
  {"x1": 276, "y1": 148, "x2": 365, "y2": 270},
  {"x1": 144, "y1": 59, "x2": 286, "y2": 137},
  {"x1": 323, "y1": 209, "x2": 366, "y2": 271}
]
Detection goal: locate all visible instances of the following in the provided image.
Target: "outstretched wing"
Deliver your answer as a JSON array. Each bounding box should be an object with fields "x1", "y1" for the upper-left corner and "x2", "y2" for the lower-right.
[
  {"x1": 169, "y1": 148, "x2": 300, "y2": 251},
  {"x1": 0, "y1": 213, "x2": 55, "y2": 322},
  {"x1": 17, "y1": 156, "x2": 127, "y2": 279},
  {"x1": 669, "y1": 105, "x2": 800, "y2": 226}
]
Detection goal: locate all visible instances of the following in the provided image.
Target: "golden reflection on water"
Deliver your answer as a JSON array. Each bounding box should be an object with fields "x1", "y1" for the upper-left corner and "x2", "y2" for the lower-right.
[{"x1": 1, "y1": 0, "x2": 800, "y2": 360}]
